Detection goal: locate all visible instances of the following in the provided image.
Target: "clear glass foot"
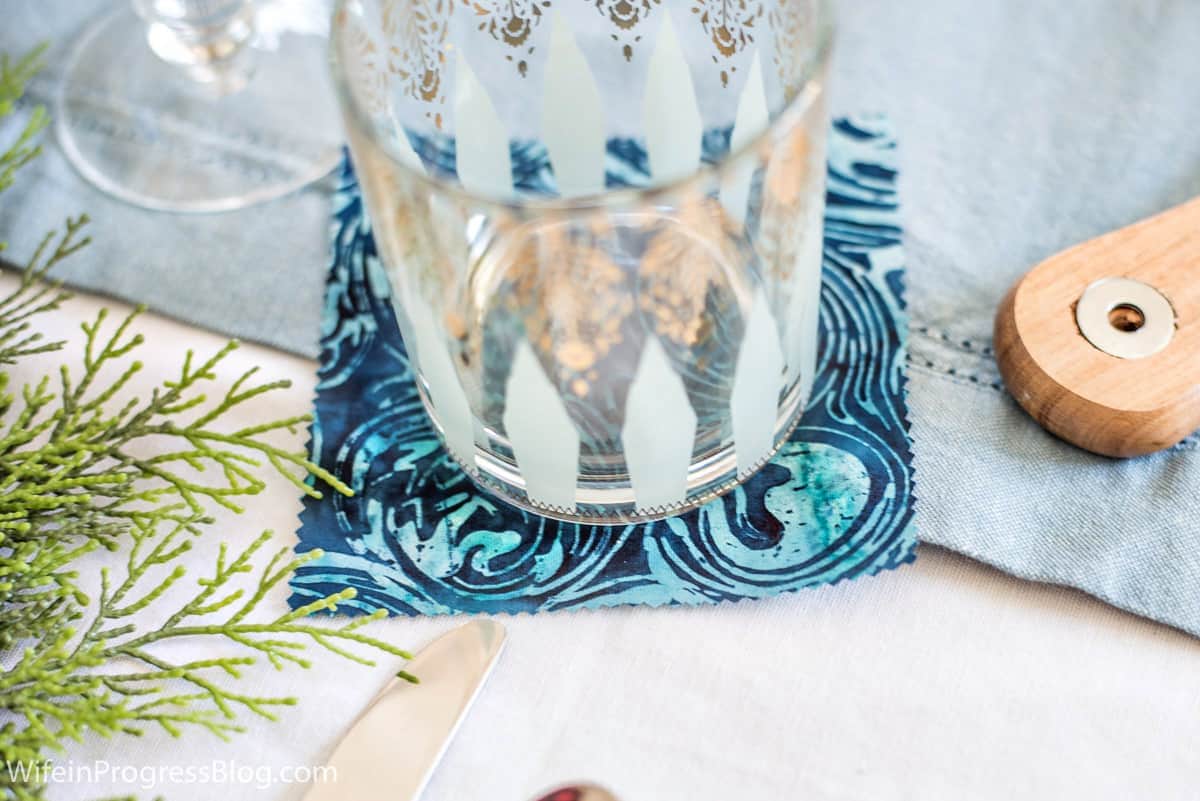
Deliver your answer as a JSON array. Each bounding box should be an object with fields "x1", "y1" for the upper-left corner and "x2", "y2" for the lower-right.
[{"x1": 56, "y1": 0, "x2": 341, "y2": 213}]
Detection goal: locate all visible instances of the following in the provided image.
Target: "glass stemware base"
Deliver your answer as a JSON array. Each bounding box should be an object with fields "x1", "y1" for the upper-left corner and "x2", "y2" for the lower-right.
[{"x1": 56, "y1": 2, "x2": 340, "y2": 213}]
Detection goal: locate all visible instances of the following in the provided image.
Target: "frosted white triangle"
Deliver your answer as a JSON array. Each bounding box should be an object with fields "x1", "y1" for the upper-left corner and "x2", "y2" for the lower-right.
[
  {"x1": 380, "y1": 260, "x2": 420, "y2": 363},
  {"x1": 426, "y1": 194, "x2": 473, "y2": 286},
  {"x1": 454, "y1": 50, "x2": 513, "y2": 199},
  {"x1": 731, "y1": 287, "x2": 786, "y2": 476},
  {"x1": 622, "y1": 337, "x2": 697, "y2": 513},
  {"x1": 542, "y1": 11, "x2": 606, "y2": 197},
  {"x1": 783, "y1": 198, "x2": 827, "y2": 400},
  {"x1": 666, "y1": 0, "x2": 759, "y2": 129},
  {"x1": 388, "y1": 119, "x2": 425, "y2": 172},
  {"x1": 643, "y1": 9, "x2": 702, "y2": 185},
  {"x1": 450, "y1": 2, "x2": 554, "y2": 141},
  {"x1": 405, "y1": 293, "x2": 477, "y2": 467},
  {"x1": 757, "y1": 9, "x2": 793, "y2": 116},
  {"x1": 554, "y1": 1, "x2": 664, "y2": 140},
  {"x1": 502, "y1": 341, "x2": 580, "y2": 512},
  {"x1": 720, "y1": 52, "x2": 769, "y2": 225}
]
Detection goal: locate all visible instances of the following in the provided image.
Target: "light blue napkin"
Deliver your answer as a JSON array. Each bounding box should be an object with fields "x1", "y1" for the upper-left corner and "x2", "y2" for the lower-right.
[{"x1": 6, "y1": 0, "x2": 1200, "y2": 634}]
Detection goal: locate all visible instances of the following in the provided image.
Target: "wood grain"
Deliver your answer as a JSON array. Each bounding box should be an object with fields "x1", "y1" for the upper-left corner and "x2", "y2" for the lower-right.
[{"x1": 994, "y1": 196, "x2": 1200, "y2": 457}]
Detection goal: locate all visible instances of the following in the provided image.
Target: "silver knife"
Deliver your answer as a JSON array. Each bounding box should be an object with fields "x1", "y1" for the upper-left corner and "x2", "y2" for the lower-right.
[{"x1": 304, "y1": 619, "x2": 507, "y2": 801}]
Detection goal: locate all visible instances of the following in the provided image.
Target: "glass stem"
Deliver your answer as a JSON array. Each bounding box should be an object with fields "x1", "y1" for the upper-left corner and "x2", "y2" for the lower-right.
[{"x1": 134, "y1": 0, "x2": 255, "y2": 81}]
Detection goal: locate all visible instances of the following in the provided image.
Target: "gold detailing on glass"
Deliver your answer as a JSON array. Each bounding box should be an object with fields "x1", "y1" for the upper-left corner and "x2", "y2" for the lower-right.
[
  {"x1": 693, "y1": 0, "x2": 763, "y2": 84},
  {"x1": 470, "y1": 0, "x2": 553, "y2": 75}
]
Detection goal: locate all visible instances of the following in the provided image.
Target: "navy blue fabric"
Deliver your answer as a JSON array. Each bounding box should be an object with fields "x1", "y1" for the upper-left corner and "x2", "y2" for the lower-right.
[{"x1": 290, "y1": 116, "x2": 917, "y2": 616}]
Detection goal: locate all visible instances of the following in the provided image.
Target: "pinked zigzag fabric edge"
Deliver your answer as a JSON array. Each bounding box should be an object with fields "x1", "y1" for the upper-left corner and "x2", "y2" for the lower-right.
[{"x1": 290, "y1": 115, "x2": 917, "y2": 616}]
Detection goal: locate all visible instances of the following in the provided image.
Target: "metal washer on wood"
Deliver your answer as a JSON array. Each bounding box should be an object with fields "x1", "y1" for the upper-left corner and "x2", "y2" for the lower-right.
[{"x1": 1074, "y1": 277, "x2": 1176, "y2": 360}]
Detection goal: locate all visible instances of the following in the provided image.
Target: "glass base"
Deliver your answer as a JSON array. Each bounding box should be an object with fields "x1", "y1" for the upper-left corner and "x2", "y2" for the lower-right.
[
  {"x1": 425, "y1": 378, "x2": 810, "y2": 526},
  {"x1": 56, "y1": 2, "x2": 341, "y2": 213}
]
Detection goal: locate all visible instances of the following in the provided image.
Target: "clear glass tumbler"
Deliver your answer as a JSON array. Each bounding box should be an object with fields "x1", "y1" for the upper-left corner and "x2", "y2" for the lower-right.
[{"x1": 331, "y1": 0, "x2": 832, "y2": 523}]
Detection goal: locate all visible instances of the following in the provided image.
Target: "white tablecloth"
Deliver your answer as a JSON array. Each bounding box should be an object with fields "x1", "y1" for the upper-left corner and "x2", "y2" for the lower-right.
[{"x1": 14, "y1": 276, "x2": 1197, "y2": 801}]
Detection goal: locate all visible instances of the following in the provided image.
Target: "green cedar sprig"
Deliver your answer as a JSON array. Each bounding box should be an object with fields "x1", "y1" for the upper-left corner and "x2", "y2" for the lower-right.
[{"x1": 0, "y1": 46, "x2": 409, "y2": 801}]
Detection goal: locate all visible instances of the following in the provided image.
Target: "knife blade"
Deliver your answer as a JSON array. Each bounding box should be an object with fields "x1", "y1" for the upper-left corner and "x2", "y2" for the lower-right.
[{"x1": 304, "y1": 619, "x2": 507, "y2": 801}]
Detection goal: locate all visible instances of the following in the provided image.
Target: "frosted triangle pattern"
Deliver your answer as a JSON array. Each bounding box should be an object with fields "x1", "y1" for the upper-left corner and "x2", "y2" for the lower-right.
[
  {"x1": 338, "y1": 0, "x2": 829, "y2": 197},
  {"x1": 622, "y1": 337, "x2": 698, "y2": 513},
  {"x1": 784, "y1": 195, "x2": 827, "y2": 398},
  {"x1": 402, "y1": 291, "x2": 477, "y2": 466},
  {"x1": 502, "y1": 341, "x2": 581, "y2": 511},
  {"x1": 731, "y1": 287, "x2": 785, "y2": 476},
  {"x1": 551, "y1": 0, "x2": 664, "y2": 140},
  {"x1": 542, "y1": 12, "x2": 606, "y2": 197},
  {"x1": 450, "y1": 0, "x2": 555, "y2": 141},
  {"x1": 666, "y1": 0, "x2": 761, "y2": 128},
  {"x1": 642, "y1": 9, "x2": 702, "y2": 184},
  {"x1": 453, "y1": 51, "x2": 513, "y2": 199},
  {"x1": 720, "y1": 52, "x2": 769, "y2": 225}
]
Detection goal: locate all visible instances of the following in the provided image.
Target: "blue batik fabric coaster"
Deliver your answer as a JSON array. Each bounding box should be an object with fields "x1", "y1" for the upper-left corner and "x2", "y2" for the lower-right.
[{"x1": 290, "y1": 115, "x2": 916, "y2": 616}]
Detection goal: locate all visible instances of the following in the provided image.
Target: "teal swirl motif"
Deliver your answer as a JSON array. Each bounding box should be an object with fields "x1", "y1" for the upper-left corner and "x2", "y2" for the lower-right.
[{"x1": 290, "y1": 115, "x2": 917, "y2": 616}]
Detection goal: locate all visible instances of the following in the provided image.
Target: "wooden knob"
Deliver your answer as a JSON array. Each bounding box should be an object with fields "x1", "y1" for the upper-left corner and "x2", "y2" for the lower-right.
[{"x1": 994, "y1": 196, "x2": 1200, "y2": 458}]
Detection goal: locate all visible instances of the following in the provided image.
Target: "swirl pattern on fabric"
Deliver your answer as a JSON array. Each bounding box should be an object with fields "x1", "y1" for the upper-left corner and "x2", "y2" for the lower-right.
[{"x1": 290, "y1": 115, "x2": 916, "y2": 616}]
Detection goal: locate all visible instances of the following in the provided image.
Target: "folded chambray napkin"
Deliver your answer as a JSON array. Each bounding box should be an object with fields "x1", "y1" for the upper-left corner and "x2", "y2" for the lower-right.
[
  {"x1": 14, "y1": 0, "x2": 1200, "y2": 634},
  {"x1": 288, "y1": 116, "x2": 917, "y2": 615}
]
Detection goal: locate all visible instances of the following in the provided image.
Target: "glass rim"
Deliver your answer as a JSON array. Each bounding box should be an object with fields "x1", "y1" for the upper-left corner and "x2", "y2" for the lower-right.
[{"x1": 329, "y1": 0, "x2": 834, "y2": 213}]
